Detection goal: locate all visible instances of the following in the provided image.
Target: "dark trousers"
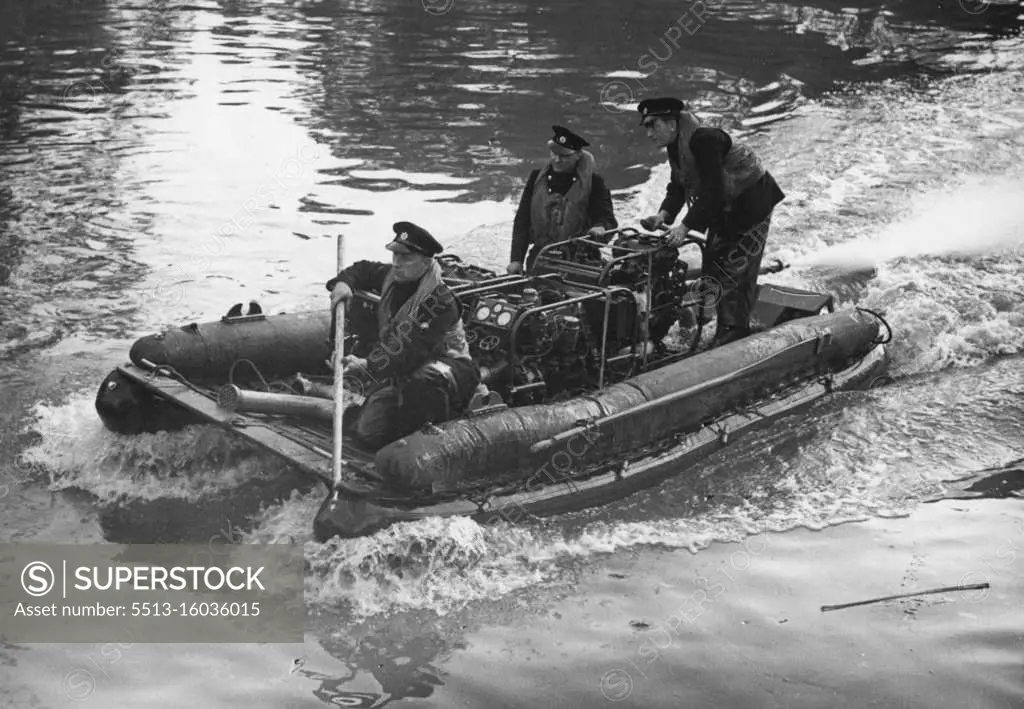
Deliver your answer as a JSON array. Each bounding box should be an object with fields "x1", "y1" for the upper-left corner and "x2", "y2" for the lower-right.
[
  {"x1": 698, "y1": 215, "x2": 771, "y2": 343},
  {"x1": 350, "y1": 357, "x2": 479, "y2": 450}
]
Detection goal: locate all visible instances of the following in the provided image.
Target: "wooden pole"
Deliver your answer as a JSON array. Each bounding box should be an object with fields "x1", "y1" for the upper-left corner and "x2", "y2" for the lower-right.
[{"x1": 331, "y1": 234, "x2": 346, "y2": 490}]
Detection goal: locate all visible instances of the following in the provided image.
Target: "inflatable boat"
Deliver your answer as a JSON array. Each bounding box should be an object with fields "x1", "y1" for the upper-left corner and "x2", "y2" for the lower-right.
[{"x1": 94, "y1": 228, "x2": 891, "y2": 540}]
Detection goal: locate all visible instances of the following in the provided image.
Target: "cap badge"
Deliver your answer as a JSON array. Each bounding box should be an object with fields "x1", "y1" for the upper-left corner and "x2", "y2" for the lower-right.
[{"x1": 558, "y1": 136, "x2": 566, "y2": 143}]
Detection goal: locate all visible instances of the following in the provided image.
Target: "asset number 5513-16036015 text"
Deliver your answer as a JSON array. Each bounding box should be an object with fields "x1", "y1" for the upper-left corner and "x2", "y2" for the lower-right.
[{"x1": 131, "y1": 602, "x2": 261, "y2": 617}]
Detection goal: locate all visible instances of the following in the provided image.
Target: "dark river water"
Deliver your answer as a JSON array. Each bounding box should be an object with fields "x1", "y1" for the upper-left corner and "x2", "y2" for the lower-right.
[{"x1": 2, "y1": 0, "x2": 1024, "y2": 707}]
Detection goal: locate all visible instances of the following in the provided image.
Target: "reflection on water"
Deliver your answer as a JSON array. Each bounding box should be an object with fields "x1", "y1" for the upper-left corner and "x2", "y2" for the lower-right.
[
  {"x1": 1, "y1": 0, "x2": 1021, "y2": 352},
  {"x1": 305, "y1": 611, "x2": 454, "y2": 707},
  {"x1": 938, "y1": 456, "x2": 1024, "y2": 500}
]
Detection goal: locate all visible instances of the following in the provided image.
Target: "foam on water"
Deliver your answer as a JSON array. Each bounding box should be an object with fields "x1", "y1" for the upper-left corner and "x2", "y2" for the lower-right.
[
  {"x1": 21, "y1": 391, "x2": 290, "y2": 503},
  {"x1": 825, "y1": 178, "x2": 1024, "y2": 374},
  {"x1": 860, "y1": 267, "x2": 1024, "y2": 374},
  {"x1": 237, "y1": 489, "x2": 552, "y2": 618},
  {"x1": 790, "y1": 176, "x2": 1024, "y2": 272}
]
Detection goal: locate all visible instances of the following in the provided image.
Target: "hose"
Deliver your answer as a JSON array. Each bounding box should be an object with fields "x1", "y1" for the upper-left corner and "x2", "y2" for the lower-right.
[{"x1": 855, "y1": 307, "x2": 893, "y2": 344}]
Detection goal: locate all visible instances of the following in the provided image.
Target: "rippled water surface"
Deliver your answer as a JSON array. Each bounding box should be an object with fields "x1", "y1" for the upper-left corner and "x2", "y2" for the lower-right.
[{"x1": 2, "y1": 1, "x2": 1023, "y2": 707}]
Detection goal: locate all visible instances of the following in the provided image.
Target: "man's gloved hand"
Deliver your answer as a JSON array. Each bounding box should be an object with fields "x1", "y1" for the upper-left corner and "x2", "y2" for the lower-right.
[
  {"x1": 330, "y1": 281, "x2": 353, "y2": 309},
  {"x1": 663, "y1": 224, "x2": 689, "y2": 247},
  {"x1": 341, "y1": 354, "x2": 368, "y2": 372},
  {"x1": 640, "y1": 213, "x2": 666, "y2": 232},
  {"x1": 506, "y1": 261, "x2": 523, "y2": 275},
  {"x1": 587, "y1": 226, "x2": 606, "y2": 239}
]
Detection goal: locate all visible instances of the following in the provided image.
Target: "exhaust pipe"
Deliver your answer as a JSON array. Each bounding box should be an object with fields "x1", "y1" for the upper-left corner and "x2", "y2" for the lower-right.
[{"x1": 217, "y1": 385, "x2": 334, "y2": 421}]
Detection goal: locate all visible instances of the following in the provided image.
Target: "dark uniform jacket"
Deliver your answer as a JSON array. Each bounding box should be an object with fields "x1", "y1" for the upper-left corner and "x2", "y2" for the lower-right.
[
  {"x1": 326, "y1": 261, "x2": 462, "y2": 381},
  {"x1": 510, "y1": 170, "x2": 618, "y2": 264},
  {"x1": 659, "y1": 127, "x2": 785, "y2": 242}
]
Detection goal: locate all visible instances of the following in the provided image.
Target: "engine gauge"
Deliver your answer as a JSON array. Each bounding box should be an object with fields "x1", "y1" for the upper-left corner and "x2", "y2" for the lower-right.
[
  {"x1": 475, "y1": 306, "x2": 491, "y2": 321},
  {"x1": 496, "y1": 311, "x2": 513, "y2": 327}
]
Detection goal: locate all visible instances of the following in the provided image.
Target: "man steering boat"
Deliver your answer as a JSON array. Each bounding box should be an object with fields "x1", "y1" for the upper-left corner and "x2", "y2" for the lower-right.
[
  {"x1": 637, "y1": 97, "x2": 786, "y2": 346},
  {"x1": 326, "y1": 222, "x2": 481, "y2": 450}
]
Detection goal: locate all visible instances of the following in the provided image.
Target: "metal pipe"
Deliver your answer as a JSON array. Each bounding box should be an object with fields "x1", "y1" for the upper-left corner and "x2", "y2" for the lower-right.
[
  {"x1": 453, "y1": 276, "x2": 535, "y2": 300},
  {"x1": 217, "y1": 385, "x2": 334, "y2": 421},
  {"x1": 531, "y1": 228, "x2": 625, "y2": 267},
  {"x1": 293, "y1": 373, "x2": 335, "y2": 400},
  {"x1": 642, "y1": 249, "x2": 653, "y2": 370},
  {"x1": 352, "y1": 288, "x2": 381, "y2": 304},
  {"x1": 598, "y1": 291, "x2": 612, "y2": 389},
  {"x1": 449, "y1": 274, "x2": 525, "y2": 294}
]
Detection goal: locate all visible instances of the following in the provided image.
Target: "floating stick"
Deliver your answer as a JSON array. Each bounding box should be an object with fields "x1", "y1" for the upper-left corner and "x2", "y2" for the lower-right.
[{"x1": 820, "y1": 582, "x2": 990, "y2": 613}]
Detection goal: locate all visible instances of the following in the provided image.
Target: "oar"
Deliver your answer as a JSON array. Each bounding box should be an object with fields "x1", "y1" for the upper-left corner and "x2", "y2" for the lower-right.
[
  {"x1": 331, "y1": 234, "x2": 346, "y2": 490},
  {"x1": 313, "y1": 235, "x2": 350, "y2": 542}
]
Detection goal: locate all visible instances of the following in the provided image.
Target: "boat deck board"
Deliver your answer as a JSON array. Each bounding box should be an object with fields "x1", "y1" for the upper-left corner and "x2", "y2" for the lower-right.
[{"x1": 117, "y1": 364, "x2": 374, "y2": 485}]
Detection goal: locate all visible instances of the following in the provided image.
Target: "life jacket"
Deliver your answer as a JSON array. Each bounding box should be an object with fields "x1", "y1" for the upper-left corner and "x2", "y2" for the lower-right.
[
  {"x1": 377, "y1": 259, "x2": 471, "y2": 364},
  {"x1": 528, "y1": 149, "x2": 595, "y2": 248},
  {"x1": 669, "y1": 127, "x2": 765, "y2": 208}
]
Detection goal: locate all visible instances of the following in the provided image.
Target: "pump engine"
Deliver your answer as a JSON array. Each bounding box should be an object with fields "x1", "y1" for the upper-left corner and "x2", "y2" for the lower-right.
[
  {"x1": 602, "y1": 231, "x2": 691, "y2": 344},
  {"x1": 444, "y1": 229, "x2": 700, "y2": 403},
  {"x1": 344, "y1": 228, "x2": 703, "y2": 406},
  {"x1": 459, "y1": 284, "x2": 590, "y2": 404}
]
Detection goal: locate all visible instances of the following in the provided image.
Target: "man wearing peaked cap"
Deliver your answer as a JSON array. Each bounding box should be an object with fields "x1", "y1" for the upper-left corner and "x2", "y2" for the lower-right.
[
  {"x1": 637, "y1": 95, "x2": 786, "y2": 347},
  {"x1": 548, "y1": 124, "x2": 589, "y2": 153},
  {"x1": 386, "y1": 221, "x2": 445, "y2": 257},
  {"x1": 325, "y1": 221, "x2": 480, "y2": 450},
  {"x1": 508, "y1": 124, "x2": 618, "y2": 274},
  {"x1": 637, "y1": 97, "x2": 687, "y2": 124}
]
